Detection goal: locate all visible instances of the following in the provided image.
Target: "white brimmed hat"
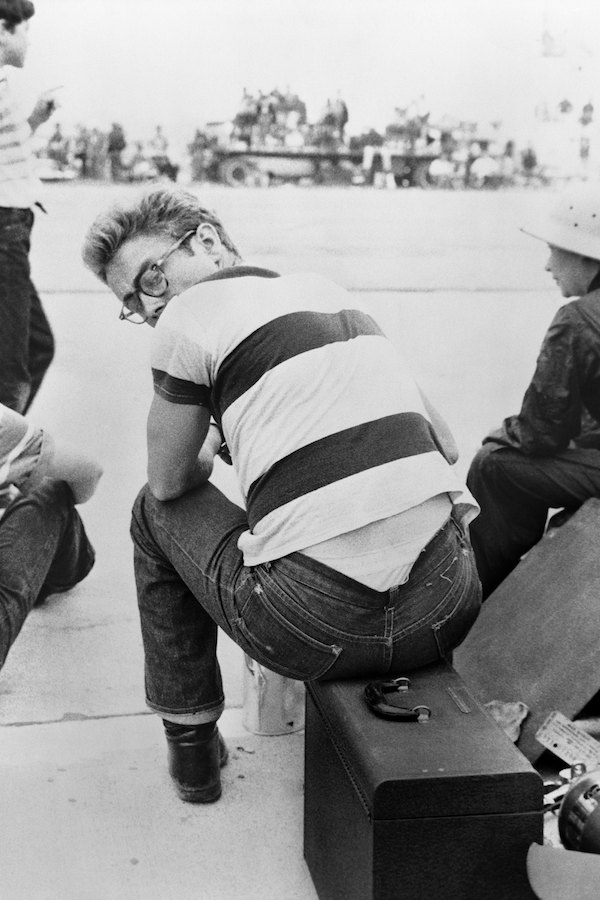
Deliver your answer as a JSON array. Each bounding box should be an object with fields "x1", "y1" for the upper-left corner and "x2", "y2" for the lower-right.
[{"x1": 521, "y1": 185, "x2": 600, "y2": 261}]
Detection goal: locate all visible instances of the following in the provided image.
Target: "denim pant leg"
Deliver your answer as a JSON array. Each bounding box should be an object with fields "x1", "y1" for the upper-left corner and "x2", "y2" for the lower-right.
[
  {"x1": 0, "y1": 209, "x2": 54, "y2": 413},
  {"x1": 24, "y1": 285, "x2": 55, "y2": 415},
  {"x1": 0, "y1": 480, "x2": 95, "y2": 670},
  {"x1": 467, "y1": 441, "x2": 600, "y2": 598},
  {"x1": 130, "y1": 482, "x2": 253, "y2": 725}
]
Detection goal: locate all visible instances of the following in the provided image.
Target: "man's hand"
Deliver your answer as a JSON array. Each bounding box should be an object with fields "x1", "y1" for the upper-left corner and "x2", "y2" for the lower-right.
[
  {"x1": 147, "y1": 395, "x2": 218, "y2": 501},
  {"x1": 27, "y1": 87, "x2": 62, "y2": 133}
]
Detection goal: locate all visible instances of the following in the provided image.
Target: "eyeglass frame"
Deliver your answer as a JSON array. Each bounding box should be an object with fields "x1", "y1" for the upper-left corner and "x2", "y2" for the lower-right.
[{"x1": 118, "y1": 229, "x2": 196, "y2": 324}]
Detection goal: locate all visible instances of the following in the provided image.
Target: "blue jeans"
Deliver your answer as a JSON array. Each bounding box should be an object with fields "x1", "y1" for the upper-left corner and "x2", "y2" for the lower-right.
[
  {"x1": 0, "y1": 480, "x2": 95, "y2": 669},
  {"x1": 467, "y1": 440, "x2": 600, "y2": 598},
  {"x1": 130, "y1": 483, "x2": 482, "y2": 725},
  {"x1": 0, "y1": 207, "x2": 55, "y2": 412}
]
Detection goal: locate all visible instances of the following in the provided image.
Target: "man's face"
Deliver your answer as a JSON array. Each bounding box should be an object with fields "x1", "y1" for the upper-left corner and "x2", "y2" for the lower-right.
[
  {"x1": 545, "y1": 245, "x2": 599, "y2": 298},
  {"x1": 1, "y1": 20, "x2": 30, "y2": 68},
  {"x1": 105, "y1": 229, "x2": 219, "y2": 327}
]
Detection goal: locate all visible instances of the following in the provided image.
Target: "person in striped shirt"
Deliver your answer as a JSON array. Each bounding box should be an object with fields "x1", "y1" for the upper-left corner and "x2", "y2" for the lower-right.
[
  {"x1": 82, "y1": 187, "x2": 481, "y2": 804},
  {"x1": 0, "y1": 402, "x2": 101, "y2": 671},
  {"x1": 0, "y1": 0, "x2": 61, "y2": 414}
]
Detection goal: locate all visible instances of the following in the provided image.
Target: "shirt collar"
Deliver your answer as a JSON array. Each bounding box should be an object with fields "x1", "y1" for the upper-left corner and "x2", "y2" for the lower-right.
[{"x1": 198, "y1": 265, "x2": 280, "y2": 285}]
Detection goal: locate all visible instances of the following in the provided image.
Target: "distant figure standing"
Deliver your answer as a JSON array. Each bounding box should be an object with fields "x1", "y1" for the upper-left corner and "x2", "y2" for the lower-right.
[
  {"x1": 46, "y1": 122, "x2": 69, "y2": 170},
  {"x1": 73, "y1": 124, "x2": 90, "y2": 178},
  {"x1": 188, "y1": 129, "x2": 210, "y2": 182},
  {"x1": 333, "y1": 93, "x2": 349, "y2": 141},
  {"x1": 149, "y1": 125, "x2": 178, "y2": 182},
  {"x1": 233, "y1": 89, "x2": 257, "y2": 146},
  {"x1": 88, "y1": 127, "x2": 107, "y2": 180},
  {"x1": 149, "y1": 124, "x2": 168, "y2": 156},
  {"x1": 521, "y1": 144, "x2": 538, "y2": 183},
  {"x1": 107, "y1": 123, "x2": 126, "y2": 181},
  {"x1": 0, "y1": 0, "x2": 60, "y2": 414}
]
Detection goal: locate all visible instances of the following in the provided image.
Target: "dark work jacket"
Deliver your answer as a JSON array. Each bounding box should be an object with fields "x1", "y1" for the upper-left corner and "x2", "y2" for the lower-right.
[{"x1": 484, "y1": 289, "x2": 600, "y2": 456}]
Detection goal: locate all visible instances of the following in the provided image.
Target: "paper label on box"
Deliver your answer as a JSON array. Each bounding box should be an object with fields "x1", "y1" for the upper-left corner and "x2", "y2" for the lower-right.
[{"x1": 535, "y1": 711, "x2": 600, "y2": 766}]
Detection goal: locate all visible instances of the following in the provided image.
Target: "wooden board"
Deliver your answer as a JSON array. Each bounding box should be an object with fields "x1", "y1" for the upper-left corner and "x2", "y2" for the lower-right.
[{"x1": 454, "y1": 498, "x2": 600, "y2": 762}]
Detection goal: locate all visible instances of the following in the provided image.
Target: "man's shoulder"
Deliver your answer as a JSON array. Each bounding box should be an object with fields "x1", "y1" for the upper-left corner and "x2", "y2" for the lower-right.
[
  {"x1": 574, "y1": 289, "x2": 600, "y2": 311},
  {"x1": 562, "y1": 291, "x2": 600, "y2": 330}
]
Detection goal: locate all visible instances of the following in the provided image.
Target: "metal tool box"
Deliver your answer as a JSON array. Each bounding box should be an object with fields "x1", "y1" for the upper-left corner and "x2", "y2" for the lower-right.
[{"x1": 304, "y1": 663, "x2": 543, "y2": 899}]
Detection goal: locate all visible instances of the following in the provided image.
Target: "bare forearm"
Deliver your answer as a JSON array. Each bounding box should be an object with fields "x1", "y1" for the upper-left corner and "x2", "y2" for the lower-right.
[
  {"x1": 148, "y1": 422, "x2": 221, "y2": 500},
  {"x1": 176, "y1": 443, "x2": 217, "y2": 492}
]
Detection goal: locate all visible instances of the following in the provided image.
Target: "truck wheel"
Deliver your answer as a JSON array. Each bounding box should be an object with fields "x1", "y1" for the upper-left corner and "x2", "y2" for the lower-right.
[{"x1": 220, "y1": 158, "x2": 256, "y2": 187}]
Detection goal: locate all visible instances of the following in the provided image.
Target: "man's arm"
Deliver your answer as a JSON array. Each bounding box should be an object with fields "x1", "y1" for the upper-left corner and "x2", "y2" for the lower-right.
[
  {"x1": 483, "y1": 307, "x2": 581, "y2": 456},
  {"x1": 146, "y1": 395, "x2": 221, "y2": 501},
  {"x1": 27, "y1": 88, "x2": 61, "y2": 133}
]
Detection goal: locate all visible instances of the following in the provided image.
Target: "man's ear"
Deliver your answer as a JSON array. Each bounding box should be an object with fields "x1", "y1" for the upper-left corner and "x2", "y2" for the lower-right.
[
  {"x1": 196, "y1": 222, "x2": 221, "y2": 253},
  {"x1": 194, "y1": 222, "x2": 221, "y2": 254}
]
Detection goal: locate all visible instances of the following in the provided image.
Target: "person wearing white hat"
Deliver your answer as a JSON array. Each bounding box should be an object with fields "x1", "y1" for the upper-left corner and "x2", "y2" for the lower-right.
[{"x1": 467, "y1": 185, "x2": 600, "y2": 599}]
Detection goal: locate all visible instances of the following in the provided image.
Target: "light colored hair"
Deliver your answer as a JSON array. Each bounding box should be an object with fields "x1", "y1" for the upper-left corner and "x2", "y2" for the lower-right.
[{"x1": 81, "y1": 187, "x2": 241, "y2": 283}]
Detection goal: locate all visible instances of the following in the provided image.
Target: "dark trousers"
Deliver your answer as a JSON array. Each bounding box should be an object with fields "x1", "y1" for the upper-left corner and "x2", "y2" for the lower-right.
[
  {"x1": 467, "y1": 441, "x2": 600, "y2": 599},
  {"x1": 0, "y1": 207, "x2": 55, "y2": 413},
  {"x1": 0, "y1": 480, "x2": 95, "y2": 670}
]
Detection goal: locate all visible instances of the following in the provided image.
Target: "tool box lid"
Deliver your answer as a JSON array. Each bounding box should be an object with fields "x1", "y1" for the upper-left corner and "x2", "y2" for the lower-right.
[{"x1": 307, "y1": 663, "x2": 543, "y2": 821}]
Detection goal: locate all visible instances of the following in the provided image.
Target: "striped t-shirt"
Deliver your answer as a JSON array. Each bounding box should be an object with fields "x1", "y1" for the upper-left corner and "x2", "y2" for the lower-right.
[
  {"x1": 0, "y1": 73, "x2": 40, "y2": 209},
  {"x1": 151, "y1": 268, "x2": 477, "y2": 567}
]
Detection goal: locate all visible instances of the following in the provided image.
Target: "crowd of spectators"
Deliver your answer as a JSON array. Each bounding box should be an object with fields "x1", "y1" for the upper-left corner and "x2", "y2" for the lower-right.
[
  {"x1": 426, "y1": 139, "x2": 547, "y2": 189},
  {"x1": 40, "y1": 121, "x2": 180, "y2": 182},
  {"x1": 37, "y1": 89, "x2": 575, "y2": 190},
  {"x1": 229, "y1": 87, "x2": 349, "y2": 151},
  {"x1": 349, "y1": 103, "x2": 549, "y2": 189}
]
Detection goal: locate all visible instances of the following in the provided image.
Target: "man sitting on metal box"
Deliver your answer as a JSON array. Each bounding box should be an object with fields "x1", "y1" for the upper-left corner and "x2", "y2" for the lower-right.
[{"x1": 81, "y1": 187, "x2": 481, "y2": 804}]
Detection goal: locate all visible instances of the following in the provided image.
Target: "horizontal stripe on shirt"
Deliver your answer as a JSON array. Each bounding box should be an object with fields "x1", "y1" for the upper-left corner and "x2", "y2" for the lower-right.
[
  {"x1": 246, "y1": 412, "x2": 438, "y2": 529},
  {"x1": 239, "y1": 450, "x2": 475, "y2": 565},
  {"x1": 214, "y1": 308, "x2": 383, "y2": 415},
  {"x1": 152, "y1": 369, "x2": 212, "y2": 406},
  {"x1": 223, "y1": 333, "x2": 425, "y2": 492},
  {"x1": 0, "y1": 76, "x2": 40, "y2": 208}
]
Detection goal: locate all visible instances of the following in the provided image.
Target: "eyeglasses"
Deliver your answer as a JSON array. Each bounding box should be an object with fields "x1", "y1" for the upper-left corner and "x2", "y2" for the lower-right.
[{"x1": 118, "y1": 230, "x2": 195, "y2": 324}]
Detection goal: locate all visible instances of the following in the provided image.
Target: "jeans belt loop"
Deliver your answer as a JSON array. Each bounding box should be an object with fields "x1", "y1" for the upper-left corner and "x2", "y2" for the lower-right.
[{"x1": 388, "y1": 584, "x2": 401, "y2": 605}]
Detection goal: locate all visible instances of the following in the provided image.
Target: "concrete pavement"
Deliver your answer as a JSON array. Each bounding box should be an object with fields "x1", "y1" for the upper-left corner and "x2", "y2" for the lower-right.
[{"x1": 0, "y1": 182, "x2": 565, "y2": 898}]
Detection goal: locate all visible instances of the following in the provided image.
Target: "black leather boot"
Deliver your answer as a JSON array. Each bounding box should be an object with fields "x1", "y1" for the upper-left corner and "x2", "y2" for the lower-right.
[{"x1": 163, "y1": 722, "x2": 229, "y2": 803}]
